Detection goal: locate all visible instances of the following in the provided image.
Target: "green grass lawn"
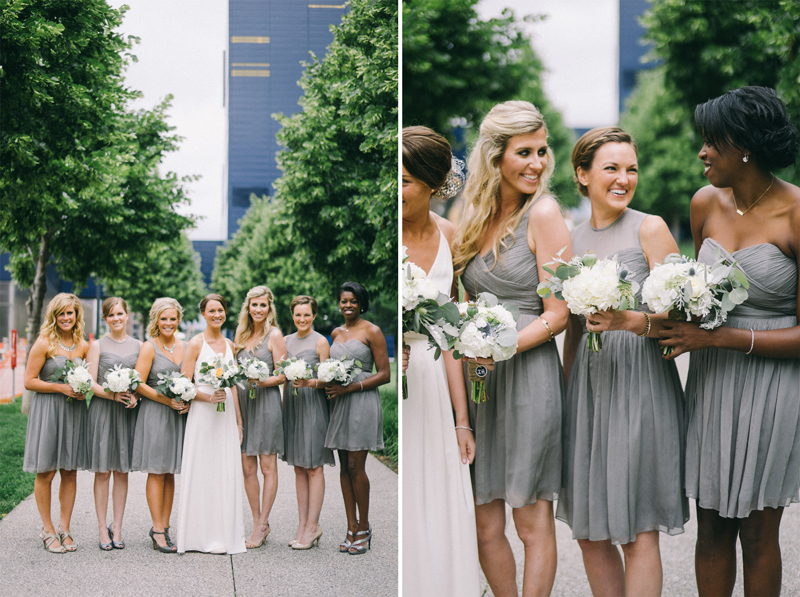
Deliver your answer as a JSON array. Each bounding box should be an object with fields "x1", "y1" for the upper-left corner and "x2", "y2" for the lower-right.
[
  {"x1": 376, "y1": 361, "x2": 398, "y2": 471},
  {"x1": 0, "y1": 401, "x2": 35, "y2": 518}
]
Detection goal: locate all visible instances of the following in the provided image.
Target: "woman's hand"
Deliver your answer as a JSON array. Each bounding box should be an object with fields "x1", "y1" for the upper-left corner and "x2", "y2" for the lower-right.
[
  {"x1": 325, "y1": 384, "x2": 349, "y2": 399},
  {"x1": 585, "y1": 309, "x2": 632, "y2": 333},
  {"x1": 292, "y1": 378, "x2": 317, "y2": 389},
  {"x1": 60, "y1": 384, "x2": 84, "y2": 400},
  {"x1": 456, "y1": 428, "x2": 475, "y2": 465},
  {"x1": 659, "y1": 320, "x2": 715, "y2": 358},
  {"x1": 209, "y1": 389, "x2": 227, "y2": 405},
  {"x1": 117, "y1": 391, "x2": 137, "y2": 408},
  {"x1": 169, "y1": 396, "x2": 190, "y2": 414},
  {"x1": 402, "y1": 345, "x2": 410, "y2": 373}
]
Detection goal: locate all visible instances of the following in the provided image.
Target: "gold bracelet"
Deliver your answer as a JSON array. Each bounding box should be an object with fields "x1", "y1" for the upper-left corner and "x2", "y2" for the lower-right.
[
  {"x1": 539, "y1": 317, "x2": 554, "y2": 342},
  {"x1": 636, "y1": 312, "x2": 651, "y2": 337}
]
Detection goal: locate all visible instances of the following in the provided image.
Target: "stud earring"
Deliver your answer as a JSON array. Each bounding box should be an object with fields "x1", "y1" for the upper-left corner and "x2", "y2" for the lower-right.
[{"x1": 743, "y1": 154, "x2": 750, "y2": 163}]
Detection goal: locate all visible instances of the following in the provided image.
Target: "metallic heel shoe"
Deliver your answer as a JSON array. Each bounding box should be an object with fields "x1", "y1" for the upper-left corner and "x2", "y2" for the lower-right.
[
  {"x1": 41, "y1": 530, "x2": 65, "y2": 554},
  {"x1": 149, "y1": 528, "x2": 176, "y2": 553},
  {"x1": 348, "y1": 525, "x2": 372, "y2": 555},
  {"x1": 57, "y1": 528, "x2": 77, "y2": 552},
  {"x1": 292, "y1": 527, "x2": 322, "y2": 550},
  {"x1": 163, "y1": 526, "x2": 174, "y2": 548},
  {"x1": 108, "y1": 525, "x2": 125, "y2": 549}
]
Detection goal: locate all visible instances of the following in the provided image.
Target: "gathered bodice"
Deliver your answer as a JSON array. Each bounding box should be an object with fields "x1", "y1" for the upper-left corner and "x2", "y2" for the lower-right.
[
  {"x1": 38, "y1": 356, "x2": 69, "y2": 387},
  {"x1": 237, "y1": 333, "x2": 276, "y2": 371},
  {"x1": 330, "y1": 339, "x2": 374, "y2": 373},
  {"x1": 285, "y1": 331, "x2": 323, "y2": 373},
  {"x1": 146, "y1": 339, "x2": 183, "y2": 386},
  {"x1": 97, "y1": 336, "x2": 141, "y2": 385}
]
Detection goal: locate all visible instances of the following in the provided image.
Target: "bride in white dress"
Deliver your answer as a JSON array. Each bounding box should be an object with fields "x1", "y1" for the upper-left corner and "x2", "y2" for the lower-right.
[
  {"x1": 402, "y1": 126, "x2": 480, "y2": 595},
  {"x1": 177, "y1": 294, "x2": 246, "y2": 554}
]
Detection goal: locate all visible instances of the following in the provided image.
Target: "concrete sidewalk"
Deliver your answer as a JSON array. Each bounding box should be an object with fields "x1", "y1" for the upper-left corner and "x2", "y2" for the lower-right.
[{"x1": 0, "y1": 455, "x2": 397, "y2": 596}]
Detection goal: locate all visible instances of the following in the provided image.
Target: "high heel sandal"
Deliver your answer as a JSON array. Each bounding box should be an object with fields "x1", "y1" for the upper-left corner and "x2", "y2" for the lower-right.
[
  {"x1": 108, "y1": 525, "x2": 125, "y2": 549},
  {"x1": 40, "y1": 530, "x2": 65, "y2": 553},
  {"x1": 338, "y1": 529, "x2": 355, "y2": 553},
  {"x1": 348, "y1": 525, "x2": 372, "y2": 555},
  {"x1": 245, "y1": 522, "x2": 270, "y2": 548},
  {"x1": 292, "y1": 527, "x2": 322, "y2": 550},
  {"x1": 149, "y1": 528, "x2": 176, "y2": 553},
  {"x1": 99, "y1": 528, "x2": 112, "y2": 551},
  {"x1": 57, "y1": 528, "x2": 77, "y2": 552},
  {"x1": 163, "y1": 526, "x2": 174, "y2": 548}
]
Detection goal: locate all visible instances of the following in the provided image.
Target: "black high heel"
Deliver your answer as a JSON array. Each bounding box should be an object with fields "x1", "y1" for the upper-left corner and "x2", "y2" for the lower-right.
[
  {"x1": 108, "y1": 525, "x2": 125, "y2": 549},
  {"x1": 149, "y1": 528, "x2": 176, "y2": 553}
]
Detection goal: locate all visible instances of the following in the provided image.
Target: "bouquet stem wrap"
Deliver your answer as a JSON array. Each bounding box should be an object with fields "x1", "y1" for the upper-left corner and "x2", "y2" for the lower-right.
[{"x1": 467, "y1": 361, "x2": 489, "y2": 403}]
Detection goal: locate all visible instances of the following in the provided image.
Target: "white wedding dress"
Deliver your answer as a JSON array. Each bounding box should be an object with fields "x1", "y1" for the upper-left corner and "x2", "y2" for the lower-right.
[
  {"x1": 402, "y1": 224, "x2": 481, "y2": 595},
  {"x1": 177, "y1": 337, "x2": 246, "y2": 554}
]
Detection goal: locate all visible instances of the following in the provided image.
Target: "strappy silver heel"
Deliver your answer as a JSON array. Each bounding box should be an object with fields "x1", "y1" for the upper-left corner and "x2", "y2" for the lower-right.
[{"x1": 348, "y1": 524, "x2": 372, "y2": 555}]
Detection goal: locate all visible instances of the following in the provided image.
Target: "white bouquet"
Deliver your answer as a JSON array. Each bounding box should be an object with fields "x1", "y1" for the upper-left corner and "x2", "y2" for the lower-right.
[
  {"x1": 238, "y1": 356, "x2": 272, "y2": 399},
  {"x1": 453, "y1": 292, "x2": 519, "y2": 402},
  {"x1": 198, "y1": 354, "x2": 245, "y2": 412},
  {"x1": 538, "y1": 250, "x2": 639, "y2": 352},
  {"x1": 156, "y1": 371, "x2": 197, "y2": 403},
  {"x1": 274, "y1": 356, "x2": 313, "y2": 396},
  {"x1": 316, "y1": 355, "x2": 363, "y2": 386},
  {"x1": 50, "y1": 358, "x2": 94, "y2": 402},
  {"x1": 103, "y1": 364, "x2": 142, "y2": 394},
  {"x1": 642, "y1": 252, "x2": 749, "y2": 355}
]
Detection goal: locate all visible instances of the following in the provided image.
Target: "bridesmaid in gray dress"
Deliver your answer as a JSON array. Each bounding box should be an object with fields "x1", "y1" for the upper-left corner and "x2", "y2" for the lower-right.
[
  {"x1": 452, "y1": 101, "x2": 571, "y2": 596},
  {"x1": 233, "y1": 285, "x2": 287, "y2": 549},
  {"x1": 324, "y1": 282, "x2": 391, "y2": 555},
  {"x1": 283, "y1": 295, "x2": 335, "y2": 550},
  {"x1": 86, "y1": 297, "x2": 141, "y2": 551},
  {"x1": 558, "y1": 127, "x2": 687, "y2": 597},
  {"x1": 24, "y1": 293, "x2": 90, "y2": 553},
  {"x1": 661, "y1": 87, "x2": 800, "y2": 597},
  {"x1": 132, "y1": 297, "x2": 188, "y2": 553}
]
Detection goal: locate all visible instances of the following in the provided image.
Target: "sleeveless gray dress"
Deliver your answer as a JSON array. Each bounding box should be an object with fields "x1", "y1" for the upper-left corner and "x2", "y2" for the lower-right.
[
  {"x1": 130, "y1": 340, "x2": 187, "y2": 474},
  {"x1": 87, "y1": 335, "x2": 142, "y2": 473},
  {"x1": 23, "y1": 355, "x2": 89, "y2": 472},
  {"x1": 236, "y1": 336, "x2": 284, "y2": 457},
  {"x1": 556, "y1": 209, "x2": 689, "y2": 544},
  {"x1": 282, "y1": 331, "x2": 335, "y2": 468},
  {"x1": 461, "y1": 201, "x2": 564, "y2": 507},
  {"x1": 685, "y1": 238, "x2": 800, "y2": 518},
  {"x1": 324, "y1": 340, "x2": 384, "y2": 451}
]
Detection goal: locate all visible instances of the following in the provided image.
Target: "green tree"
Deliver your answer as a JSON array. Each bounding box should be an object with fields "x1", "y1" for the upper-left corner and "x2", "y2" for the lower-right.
[
  {"x1": 273, "y1": 0, "x2": 397, "y2": 300},
  {"x1": 0, "y1": 1, "x2": 195, "y2": 349}
]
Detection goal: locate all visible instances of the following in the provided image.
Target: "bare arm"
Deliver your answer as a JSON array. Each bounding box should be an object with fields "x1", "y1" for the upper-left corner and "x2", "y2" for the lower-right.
[
  {"x1": 264, "y1": 329, "x2": 287, "y2": 387},
  {"x1": 443, "y1": 350, "x2": 475, "y2": 464},
  {"x1": 24, "y1": 338, "x2": 78, "y2": 398},
  {"x1": 134, "y1": 342, "x2": 176, "y2": 407}
]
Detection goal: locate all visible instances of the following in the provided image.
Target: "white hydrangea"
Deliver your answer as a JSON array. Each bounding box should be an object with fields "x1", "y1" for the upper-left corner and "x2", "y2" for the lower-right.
[
  {"x1": 402, "y1": 260, "x2": 440, "y2": 310},
  {"x1": 240, "y1": 358, "x2": 271, "y2": 381},
  {"x1": 454, "y1": 295, "x2": 518, "y2": 362},
  {"x1": 642, "y1": 260, "x2": 716, "y2": 319},
  {"x1": 66, "y1": 364, "x2": 93, "y2": 395},
  {"x1": 561, "y1": 259, "x2": 626, "y2": 317},
  {"x1": 317, "y1": 360, "x2": 347, "y2": 383},
  {"x1": 103, "y1": 365, "x2": 141, "y2": 393},
  {"x1": 169, "y1": 376, "x2": 196, "y2": 401},
  {"x1": 283, "y1": 359, "x2": 312, "y2": 381}
]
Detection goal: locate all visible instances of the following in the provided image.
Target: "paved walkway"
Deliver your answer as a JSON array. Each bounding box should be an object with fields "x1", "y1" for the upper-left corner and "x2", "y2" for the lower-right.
[{"x1": 0, "y1": 455, "x2": 397, "y2": 596}]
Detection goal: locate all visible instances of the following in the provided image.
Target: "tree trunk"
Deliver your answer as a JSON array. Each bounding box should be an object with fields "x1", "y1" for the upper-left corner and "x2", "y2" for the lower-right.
[{"x1": 22, "y1": 233, "x2": 50, "y2": 414}]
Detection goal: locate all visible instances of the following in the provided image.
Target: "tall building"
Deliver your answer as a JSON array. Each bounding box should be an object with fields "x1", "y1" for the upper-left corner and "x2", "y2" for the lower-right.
[{"x1": 618, "y1": 0, "x2": 654, "y2": 114}]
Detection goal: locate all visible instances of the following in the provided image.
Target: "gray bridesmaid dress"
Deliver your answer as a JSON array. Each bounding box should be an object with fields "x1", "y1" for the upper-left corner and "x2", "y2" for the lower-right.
[
  {"x1": 130, "y1": 340, "x2": 186, "y2": 474},
  {"x1": 324, "y1": 340, "x2": 384, "y2": 451},
  {"x1": 556, "y1": 208, "x2": 688, "y2": 544},
  {"x1": 685, "y1": 238, "x2": 800, "y2": 518},
  {"x1": 236, "y1": 336, "x2": 284, "y2": 457},
  {"x1": 23, "y1": 355, "x2": 89, "y2": 472},
  {"x1": 282, "y1": 331, "x2": 335, "y2": 468},
  {"x1": 461, "y1": 201, "x2": 564, "y2": 507},
  {"x1": 86, "y1": 336, "x2": 141, "y2": 473}
]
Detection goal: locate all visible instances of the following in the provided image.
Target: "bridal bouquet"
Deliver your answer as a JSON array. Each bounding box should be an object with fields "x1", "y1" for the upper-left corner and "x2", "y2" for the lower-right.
[
  {"x1": 274, "y1": 357, "x2": 313, "y2": 396},
  {"x1": 198, "y1": 354, "x2": 245, "y2": 412},
  {"x1": 538, "y1": 250, "x2": 639, "y2": 352},
  {"x1": 452, "y1": 292, "x2": 519, "y2": 403},
  {"x1": 102, "y1": 364, "x2": 142, "y2": 405},
  {"x1": 238, "y1": 356, "x2": 271, "y2": 399},
  {"x1": 642, "y1": 252, "x2": 749, "y2": 355},
  {"x1": 316, "y1": 355, "x2": 363, "y2": 386},
  {"x1": 401, "y1": 247, "x2": 460, "y2": 398},
  {"x1": 51, "y1": 358, "x2": 94, "y2": 403},
  {"x1": 155, "y1": 371, "x2": 197, "y2": 403}
]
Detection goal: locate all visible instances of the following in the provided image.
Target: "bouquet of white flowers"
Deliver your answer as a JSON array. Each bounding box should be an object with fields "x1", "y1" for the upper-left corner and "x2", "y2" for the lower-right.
[
  {"x1": 274, "y1": 356, "x2": 313, "y2": 396},
  {"x1": 238, "y1": 356, "x2": 272, "y2": 399},
  {"x1": 316, "y1": 355, "x2": 363, "y2": 386},
  {"x1": 198, "y1": 354, "x2": 245, "y2": 412},
  {"x1": 102, "y1": 364, "x2": 141, "y2": 406},
  {"x1": 401, "y1": 247, "x2": 460, "y2": 399},
  {"x1": 538, "y1": 250, "x2": 639, "y2": 352},
  {"x1": 50, "y1": 358, "x2": 94, "y2": 402},
  {"x1": 156, "y1": 371, "x2": 197, "y2": 403},
  {"x1": 452, "y1": 292, "x2": 519, "y2": 403},
  {"x1": 642, "y1": 252, "x2": 749, "y2": 355}
]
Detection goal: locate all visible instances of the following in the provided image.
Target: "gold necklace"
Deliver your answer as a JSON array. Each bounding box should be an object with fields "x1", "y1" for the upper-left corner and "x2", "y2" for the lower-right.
[{"x1": 732, "y1": 175, "x2": 774, "y2": 216}]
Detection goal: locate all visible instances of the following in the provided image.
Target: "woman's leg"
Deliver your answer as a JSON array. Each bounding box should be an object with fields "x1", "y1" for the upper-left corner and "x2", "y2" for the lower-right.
[
  {"x1": 475, "y1": 499, "x2": 517, "y2": 597},
  {"x1": 34, "y1": 470, "x2": 61, "y2": 548},
  {"x1": 298, "y1": 466, "x2": 325, "y2": 544},
  {"x1": 244, "y1": 453, "x2": 277, "y2": 546},
  {"x1": 93, "y1": 471, "x2": 112, "y2": 544},
  {"x1": 620, "y1": 530, "x2": 662, "y2": 597},
  {"x1": 346, "y1": 450, "x2": 370, "y2": 534},
  {"x1": 241, "y1": 453, "x2": 261, "y2": 524},
  {"x1": 57, "y1": 469, "x2": 78, "y2": 548},
  {"x1": 695, "y1": 504, "x2": 739, "y2": 597},
  {"x1": 512, "y1": 500, "x2": 557, "y2": 597},
  {"x1": 145, "y1": 473, "x2": 169, "y2": 549},
  {"x1": 577, "y1": 539, "x2": 624, "y2": 597},
  {"x1": 739, "y1": 506, "x2": 783, "y2": 597},
  {"x1": 338, "y1": 450, "x2": 359, "y2": 545},
  {"x1": 161, "y1": 473, "x2": 175, "y2": 531},
  {"x1": 294, "y1": 466, "x2": 310, "y2": 542},
  {"x1": 110, "y1": 471, "x2": 129, "y2": 541}
]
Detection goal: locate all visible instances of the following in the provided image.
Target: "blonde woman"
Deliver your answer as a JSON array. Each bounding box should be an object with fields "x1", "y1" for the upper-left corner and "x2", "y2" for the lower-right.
[
  {"x1": 132, "y1": 297, "x2": 188, "y2": 553},
  {"x1": 233, "y1": 286, "x2": 287, "y2": 548},
  {"x1": 24, "y1": 293, "x2": 90, "y2": 553},
  {"x1": 86, "y1": 297, "x2": 142, "y2": 551},
  {"x1": 453, "y1": 101, "x2": 571, "y2": 596}
]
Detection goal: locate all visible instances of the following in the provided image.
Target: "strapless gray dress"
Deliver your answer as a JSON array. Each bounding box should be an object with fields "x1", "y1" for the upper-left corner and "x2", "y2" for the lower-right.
[
  {"x1": 324, "y1": 340, "x2": 384, "y2": 451},
  {"x1": 130, "y1": 340, "x2": 186, "y2": 474},
  {"x1": 23, "y1": 356, "x2": 89, "y2": 472},
  {"x1": 685, "y1": 238, "x2": 800, "y2": 518},
  {"x1": 86, "y1": 336, "x2": 141, "y2": 473},
  {"x1": 461, "y1": 201, "x2": 564, "y2": 507},
  {"x1": 556, "y1": 209, "x2": 688, "y2": 544},
  {"x1": 236, "y1": 338, "x2": 284, "y2": 457},
  {"x1": 282, "y1": 331, "x2": 335, "y2": 468}
]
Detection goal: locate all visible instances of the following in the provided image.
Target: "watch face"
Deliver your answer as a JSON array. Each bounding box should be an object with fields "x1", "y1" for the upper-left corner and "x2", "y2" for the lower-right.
[{"x1": 475, "y1": 364, "x2": 488, "y2": 378}]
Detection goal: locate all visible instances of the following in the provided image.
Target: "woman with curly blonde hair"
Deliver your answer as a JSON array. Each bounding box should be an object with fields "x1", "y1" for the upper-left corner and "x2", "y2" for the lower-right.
[
  {"x1": 454, "y1": 100, "x2": 572, "y2": 596},
  {"x1": 23, "y1": 293, "x2": 90, "y2": 553}
]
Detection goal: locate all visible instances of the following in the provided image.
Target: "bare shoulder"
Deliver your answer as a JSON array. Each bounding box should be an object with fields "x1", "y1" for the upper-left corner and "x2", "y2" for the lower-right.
[
  {"x1": 226, "y1": 338, "x2": 236, "y2": 351},
  {"x1": 186, "y1": 334, "x2": 204, "y2": 351},
  {"x1": 432, "y1": 212, "x2": 457, "y2": 245},
  {"x1": 30, "y1": 337, "x2": 49, "y2": 356},
  {"x1": 691, "y1": 184, "x2": 723, "y2": 210},
  {"x1": 640, "y1": 214, "x2": 673, "y2": 238},
  {"x1": 139, "y1": 339, "x2": 155, "y2": 356},
  {"x1": 331, "y1": 327, "x2": 344, "y2": 341},
  {"x1": 530, "y1": 195, "x2": 564, "y2": 220},
  {"x1": 268, "y1": 326, "x2": 284, "y2": 339},
  {"x1": 316, "y1": 334, "x2": 330, "y2": 350}
]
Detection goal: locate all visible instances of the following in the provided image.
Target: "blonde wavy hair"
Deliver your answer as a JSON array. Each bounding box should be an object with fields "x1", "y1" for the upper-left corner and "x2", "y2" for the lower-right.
[
  {"x1": 453, "y1": 100, "x2": 555, "y2": 276},
  {"x1": 146, "y1": 297, "x2": 184, "y2": 338},
  {"x1": 234, "y1": 286, "x2": 279, "y2": 355},
  {"x1": 39, "y1": 293, "x2": 85, "y2": 357}
]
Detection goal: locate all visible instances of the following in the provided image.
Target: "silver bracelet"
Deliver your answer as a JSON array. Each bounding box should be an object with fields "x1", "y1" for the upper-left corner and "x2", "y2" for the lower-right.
[
  {"x1": 454, "y1": 425, "x2": 473, "y2": 432},
  {"x1": 746, "y1": 328, "x2": 755, "y2": 355},
  {"x1": 359, "y1": 381, "x2": 363, "y2": 391}
]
